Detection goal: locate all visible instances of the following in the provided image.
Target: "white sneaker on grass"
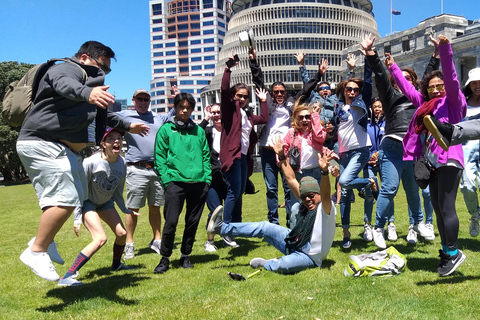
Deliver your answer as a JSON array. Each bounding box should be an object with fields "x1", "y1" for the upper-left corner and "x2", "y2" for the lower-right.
[
  {"x1": 469, "y1": 216, "x2": 479, "y2": 237},
  {"x1": 28, "y1": 237, "x2": 64, "y2": 265},
  {"x1": 149, "y1": 239, "x2": 162, "y2": 254},
  {"x1": 223, "y1": 236, "x2": 239, "y2": 248},
  {"x1": 363, "y1": 223, "x2": 373, "y2": 242},
  {"x1": 413, "y1": 221, "x2": 434, "y2": 241},
  {"x1": 425, "y1": 223, "x2": 436, "y2": 240},
  {"x1": 20, "y1": 248, "x2": 60, "y2": 281},
  {"x1": 387, "y1": 223, "x2": 398, "y2": 241},
  {"x1": 204, "y1": 241, "x2": 217, "y2": 252},
  {"x1": 407, "y1": 225, "x2": 417, "y2": 244},
  {"x1": 58, "y1": 277, "x2": 83, "y2": 286},
  {"x1": 124, "y1": 243, "x2": 135, "y2": 259},
  {"x1": 372, "y1": 227, "x2": 386, "y2": 249}
]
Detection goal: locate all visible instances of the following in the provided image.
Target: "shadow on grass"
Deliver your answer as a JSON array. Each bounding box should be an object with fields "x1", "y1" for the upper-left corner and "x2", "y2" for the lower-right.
[
  {"x1": 416, "y1": 274, "x2": 480, "y2": 286},
  {"x1": 37, "y1": 273, "x2": 147, "y2": 313}
]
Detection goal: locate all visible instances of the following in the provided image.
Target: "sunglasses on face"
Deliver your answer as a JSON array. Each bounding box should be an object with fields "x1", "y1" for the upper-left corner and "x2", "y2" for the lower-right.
[
  {"x1": 300, "y1": 192, "x2": 317, "y2": 201},
  {"x1": 273, "y1": 90, "x2": 286, "y2": 95},
  {"x1": 319, "y1": 86, "x2": 330, "y2": 91},
  {"x1": 298, "y1": 114, "x2": 311, "y2": 121},
  {"x1": 88, "y1": 55, "x2": 111, "y2": 75},
  {"x1": 427, "y1": 84, "x2": 445, "y2": 93},
  {"x1": 345, "y1": 86, "x2": 360, "y2": 93},
  {"x1": 136, "y1": 97, "x2": 150, "y2": 102},
  {"x1": 235, "y1": 94, "x2": 249, "y2": 100}
]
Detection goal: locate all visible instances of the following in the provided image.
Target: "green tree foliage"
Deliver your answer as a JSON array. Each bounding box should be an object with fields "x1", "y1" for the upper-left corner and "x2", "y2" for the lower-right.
[{"x1": 0, "y1": 61, "x2": 34, "y2": 182}]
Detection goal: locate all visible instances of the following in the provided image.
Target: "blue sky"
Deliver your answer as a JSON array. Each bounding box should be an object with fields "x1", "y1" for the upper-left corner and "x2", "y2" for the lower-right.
[{"x1": 0, "y1": 0, "x2": 478, "y2": 100}]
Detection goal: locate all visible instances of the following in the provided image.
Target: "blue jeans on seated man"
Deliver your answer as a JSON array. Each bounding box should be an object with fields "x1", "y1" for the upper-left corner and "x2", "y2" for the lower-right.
[
  {"x1": 338, "y1": 147, "x2": 370, "y2": 229},
  {"x1": 260, "y1": 148, "x2": 292, "y2": 225},
  {"x1": 220, "y1": 221, "x2": 315, "y2": 274},
  {"x1": 374, "y1": 138, "x2": 424, "y2": 229}
]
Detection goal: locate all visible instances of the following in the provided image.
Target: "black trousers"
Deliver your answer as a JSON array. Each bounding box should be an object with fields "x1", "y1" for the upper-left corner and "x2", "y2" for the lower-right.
[
  {"x1": 160, "y1": 181, "x2": 208, "y2": 257},
  {"x1": 430, "y1": 166, "x2": 462, "y2": 250}
]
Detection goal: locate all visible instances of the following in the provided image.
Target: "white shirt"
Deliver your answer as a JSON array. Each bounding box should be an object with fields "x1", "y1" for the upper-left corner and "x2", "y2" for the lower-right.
[
  {"x1": 337, "y1": 104, "x2": 371, "y2": 153},
  {"x1": 241, "y1": 108, "x2": 252, "y2": 155}
]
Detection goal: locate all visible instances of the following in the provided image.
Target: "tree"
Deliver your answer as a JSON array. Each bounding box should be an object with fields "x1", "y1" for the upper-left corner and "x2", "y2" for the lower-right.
[{"x1": 0, "y1": 61, "x2": 34, "y2": 182}]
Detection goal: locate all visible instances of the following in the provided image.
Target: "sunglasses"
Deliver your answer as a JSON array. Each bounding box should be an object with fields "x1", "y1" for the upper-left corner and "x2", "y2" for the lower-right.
[
  {"x1": 235, "y1": 94, "x2": 249, "y2": 100},
  {"x1": 300, "y1": 192, "x2": 317, "y2": 201},
  {"x1": 345, "y1": 86, "x2": 360, "y2": 93},
  {"x1": 298, "y1": 114, "x2": 311, "y2": 121},
  {"x1": 136, "y1": 97, "x2": 150, "y2": 102},
  {"x1": 88, "y1": 55, "x2": 111, "y2": 75},
  {"x1": 427, "y1": 84, "x2": 445, "y2": 93},
  {"x1": 319, "y1": 86, "x2": 330, "y2": 91},
  {"x1": 404, "y1": 75, "x2": 413, "y2": 81},
  {"x1": 273, "y1": 90, "x2": 286, "y2": 95}
]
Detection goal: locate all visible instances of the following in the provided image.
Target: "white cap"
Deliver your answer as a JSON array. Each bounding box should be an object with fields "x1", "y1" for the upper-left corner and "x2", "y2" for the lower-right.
[
  {"x1": 133, "y1": 89, "x2": 150, "y2": 97},
  {"x1": 465, "y1": 68, "x2": 480, "y2": 87}
]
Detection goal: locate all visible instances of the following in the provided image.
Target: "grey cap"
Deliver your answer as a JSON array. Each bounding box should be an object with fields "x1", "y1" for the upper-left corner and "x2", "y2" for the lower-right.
[{"x1": 133, "y1": 89, "x2": 150, "y2": 97}]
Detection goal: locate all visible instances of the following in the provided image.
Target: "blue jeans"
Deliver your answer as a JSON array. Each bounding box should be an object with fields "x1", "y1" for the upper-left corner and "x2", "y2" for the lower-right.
[
  {"x1": 260, "y1": 148, "x2": 291, "y2": 225},
  {"x1": 338, "y1": 147, "x2": 370, "y2": 229},
  {"x1": 420, "y1": 186, "x2": 434, "y2": 224},
  {"x1": 460, "y1": 138, "x2": 480, "y2": 217},
  {"x1": 362, "y1": 165, "x2": 395, "y2": 223},
  {"x1": 374, "y1": 138, "x2": 423, "y2": 229},
  {"x1": 221, "y1": 221, "x2": 315, "y2": 274},
  {"x1": 224, "y1": 155, "x2": 248, "y2": 224}
]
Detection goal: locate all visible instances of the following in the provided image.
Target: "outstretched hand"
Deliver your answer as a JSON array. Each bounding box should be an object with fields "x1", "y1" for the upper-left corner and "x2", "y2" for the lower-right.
[
  {"x1": 294, "y1": 50, "x2": 305, "y2": 66},
  {"x1": 271, "y1": 136, "x2": 286, "y2": 158},
  {"x1": 89, "y1": 85, "x2": 115, "y2": 109},
  {"x1": 345, "y1": 53, "x2": 358, "y2": 71},
  {"x1": 383, "y1": 52, "x2": 395, "y2": 68},
  {"x1": 129, "y1": 123, "x2": 150, "y2": 136},
  {"x1": 318, "y1": 58, "x2": 329, "y2": 76},
  {"x1": 171, "y1": 84, "x2": 180, "y2": 97},
  {"x1": 359, "y1": 35, "x2": 375, "y2": 56},
  {"x1": 317, "y1": 148, "x2": 337, "y2": 172},
  {"x1": 255, "y1": 87, "x2": 267, "y2": 102}
]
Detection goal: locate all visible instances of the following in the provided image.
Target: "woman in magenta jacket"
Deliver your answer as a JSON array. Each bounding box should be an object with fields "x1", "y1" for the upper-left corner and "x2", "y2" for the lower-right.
[
  {"x1": 218, "y1": 53, "x2": 269, "y2": 247},
  {"x1": 389, "y1": 35, "x2": 466, "y2": 276}
]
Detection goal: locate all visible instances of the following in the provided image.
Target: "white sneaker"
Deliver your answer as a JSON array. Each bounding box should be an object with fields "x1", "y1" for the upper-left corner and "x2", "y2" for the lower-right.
[
  {"x1": 387, "y1": 223, "x2": 398, "y2": 241},
  {"x1": 124, "y1": 243, "x2": 135, "y2": 259},
  {"x1": 413, "y1": 221, "x2": 434, "y2": 241},
  {"x1": 20, "y1": 248, "x2": 60, "y2": 281},
  {"x1": 372, "y1": 227, "x2": 386, "y2": 249},
  {"x1": 469, "y1": 216, "x2": 479, "y2": 237},
  {"x1": 425, "y1": 223, "x2": 436, "y2": 240},
  {"x1": 149, "y1": 239, "x2": 162, "y2": 255},
  {"x1": 363, "y1": 223, "x2": 373, "y2": 242},
  {"x1": 204, "y1": 241, "x2": 217, "y2": 252},
  {"x1": 58, "y1": 277, "x2": 83, "y2": 286},
  {"x1": 407, "y1": 225, "x2": 418, "y2": 244},
  {"x1": 28, "y1": 237, "x2": 64, "y2": 265},
  {"x1": 223, "y1": 236, "x2": 239, "y2": 248}
]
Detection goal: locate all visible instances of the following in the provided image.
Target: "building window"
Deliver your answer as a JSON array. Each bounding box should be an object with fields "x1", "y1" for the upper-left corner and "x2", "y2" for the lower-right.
[
  {"x1": 179, "y1": 58, "x2": 189, "y2": 63},
  {"x1": 204, "y1": 0, "x2": 213, "y2": 8},
  {"x1": 192, "y1": 65, "x2": 202, "y2": 70},
  {"x1": 153, "y1": 36, "x2": 163, "y2": 40},
  {"x1": 204, "y1": 12, "x2": 213, "y2": 17},
  {"x1": 158, "y1": 90, "x2": 165, "y2": 95},
  {"x1": 152, "y1": 27, "x2": 163, "y2": 32},
  {"x1": 156, "y1": 82, "x2": 165, "y2": 87},
  {"x1": 153, "y1": 44, "x2": 163, "y2": 49},
  {"x1": 191, "y1": 14, "x2": 200, "y2": 20},
  {"x1": 177, "y1": 15, "x2": 189, "y2": 22},
  {"x1": 203, "y1": 21, "x2": 214, "y2": 26},
  {"x1": 204, "y1": 47, "x2": 215, "y2": 52},
  {"x1": 402, "y1": 39, "x2": 410, "y2": 52},
  {"x1": 166, "y1": 59, "x2": 176, "y2": 64},
  {"x1": 154, "y1": 68, "x2": 164, "y2": 73},
  {"x1": 384, "y1": 45, "x2": 391, "y2": 54},
  {"x1": 218, "y1": 0, "x2": 224, "y2": 10},
  {"x1": 219, "y1": 30, "x2": 225, "y2": 36},
  {"x1": 191, "y1": 57, "x2": 202, "y2": 62},
  {"x1": 191, "y1": 39, "x2": 201, "y2": 45},
  {"x1": 191, "y1": 48, "x2": 202, "y2": 53},
  {"x1": 178, "y1": 32, "x2": 189, "y2": 39},
  {"x1": 166, "y1": 67, "x2": 176, "y2": 72},
  {"x1": 153, "y1": 52, "x2": 164, "y2": 57},
  {"x1": 203, "y1": 30, "x2": 214, "y2": 35},
  {"x1": 190, "y1": 23, "x2": 200, "y2": 29},
  {"x1": 180, "y1": 67, "x2": 189, "y2": 72},
  {"x1": 154, "y1": 61, "x2": 164, "y2": 65},
  {"x1": 204, "y1": 64, "x2": 215, "y2": 69},
  {"x1": 152, "y1": 19, "x2": 162, "y2": 24},
  {"x1": 152, "y1": 4, "x2": 162, "y2": 15},
  {"x1": 178, "y1": 24, "x2": 189, "y2": 30},
  {"x1": 167, "y1": 18, "x2": 175, "y2": 24},
  {"x1": 197, "y1": 80, "x2": 209, "y2": 85},
  {"x1": 204, "y1": 55, "x2": 215, "y2": 61},
  {"x1": 218, "y1": 13, "x2": 224, "y2": 19},
  {"x1": 165, "y1": 42, "x2": 176, "y2": 47},
  {"x1": 166, "y1": 51, "x2": 176, "y2": 56},
  {"x1": 204, "y1": 38, "x2": 214, "y2": 43},
  {"x1": 179, "y1": 41, "x2": 188, "y2": 47},
  {"x1": 180, "y1": 80, "x2": 194, "y2": 85},
  {"x1": 191, "y1": 31, "x2": 200, "y2": 36},
  {"x1": 179, "y1": 49, "x2": 189, "y2": 55},
  {"x1": 218, "y1": 22, "x2": 225, "y2": 28}
]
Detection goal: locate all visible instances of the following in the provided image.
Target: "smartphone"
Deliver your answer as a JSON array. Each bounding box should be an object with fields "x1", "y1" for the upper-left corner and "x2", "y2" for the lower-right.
[{"x1": 226, "y1": 54, "x2": 240, "y2": 68}]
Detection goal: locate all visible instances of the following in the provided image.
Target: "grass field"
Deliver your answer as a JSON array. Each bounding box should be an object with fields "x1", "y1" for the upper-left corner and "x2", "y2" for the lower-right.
[{"x1": 1, "y1": 172, "x2": 480, "y2": 319}]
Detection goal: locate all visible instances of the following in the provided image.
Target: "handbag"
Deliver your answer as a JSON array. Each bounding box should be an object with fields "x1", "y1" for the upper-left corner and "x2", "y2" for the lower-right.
[
  {"x1": 413, "y1": 156, "x2": 434, "y2": 189},
  {"x1": 288, "y1": 131, "x2": 301, "y2": 171}
]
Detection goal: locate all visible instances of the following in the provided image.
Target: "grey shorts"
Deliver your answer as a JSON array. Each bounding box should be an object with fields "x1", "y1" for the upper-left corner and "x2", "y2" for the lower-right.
[
  {"x1": 16, "y1": 140, "x2": 87, "y2": 210},
  {"x1": 81, "y1": 199, "x2": 115, "y2": 213},
  {"x1": 126, "y1": 165, "x2": 164, "y2": 209}
]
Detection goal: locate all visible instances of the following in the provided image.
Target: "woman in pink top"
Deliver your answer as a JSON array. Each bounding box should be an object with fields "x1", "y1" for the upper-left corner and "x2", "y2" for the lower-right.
[{"x1": 389, "y1": 36, "x2": 466, "y2": 276}]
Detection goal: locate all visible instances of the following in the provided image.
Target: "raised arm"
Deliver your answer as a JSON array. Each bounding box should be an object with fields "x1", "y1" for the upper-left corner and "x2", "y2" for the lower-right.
[
  {"x1": 249, "y1": 47, "x2": 265, "y2": 90},
  {"x1": 387, "y1": 53, "x2": 424, "y2": 108},
  {"x1": 317, "y1": 151, "x2": 334, "y2": 214},
  {"x1": 295, "y1": 58, "x2": 328, "y2": 103}
]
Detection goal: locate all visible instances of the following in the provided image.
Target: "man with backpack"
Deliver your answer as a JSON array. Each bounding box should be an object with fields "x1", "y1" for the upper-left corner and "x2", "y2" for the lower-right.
[{"x1": 17, "y1": 41, "x2": 148, "y2": 281}]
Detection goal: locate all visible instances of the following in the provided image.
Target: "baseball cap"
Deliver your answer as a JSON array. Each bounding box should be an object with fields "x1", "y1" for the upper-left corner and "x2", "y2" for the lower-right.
[
  {"x1": 101, "y1": 127, "x2": 125, "y2": 143},
  {"x1": 133, "y1": 89, "x2": 150, "y2": 97}
]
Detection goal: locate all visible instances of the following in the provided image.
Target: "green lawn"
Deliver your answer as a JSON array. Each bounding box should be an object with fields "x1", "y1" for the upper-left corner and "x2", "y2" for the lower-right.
[{"x1": 1, "y1": 172, "x2": 479, "y2": 319}]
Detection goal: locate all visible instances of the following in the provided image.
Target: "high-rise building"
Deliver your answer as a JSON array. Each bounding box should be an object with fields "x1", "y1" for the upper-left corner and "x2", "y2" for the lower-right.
[
  {"x1": 202, "y1": 0, "x2": 379, "y2": 105},
  {"x1": 148, "y1": 0, "x2": 231, "y2": 121}
]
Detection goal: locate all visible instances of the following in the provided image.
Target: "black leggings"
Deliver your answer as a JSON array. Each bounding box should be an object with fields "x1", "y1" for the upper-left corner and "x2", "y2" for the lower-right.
[{"x1": 429, "y1": 166, "x2": 462, "y2": 250}]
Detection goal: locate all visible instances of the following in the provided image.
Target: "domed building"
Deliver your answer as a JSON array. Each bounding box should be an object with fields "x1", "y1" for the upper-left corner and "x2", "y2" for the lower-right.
[{"x1": 202, "y1": 0, "x2": 379, "y2": 105}]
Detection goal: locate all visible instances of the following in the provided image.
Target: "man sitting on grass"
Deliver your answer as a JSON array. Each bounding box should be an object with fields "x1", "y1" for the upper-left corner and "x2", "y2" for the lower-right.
[{"x1": 207, "y1": 144, "x2": 336, "y2": 274}]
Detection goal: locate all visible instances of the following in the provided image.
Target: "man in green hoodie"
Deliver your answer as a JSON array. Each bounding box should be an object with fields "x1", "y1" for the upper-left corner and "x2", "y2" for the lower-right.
[{"x1": 153, "y1": 92, "x2": 211, "y2": 273}]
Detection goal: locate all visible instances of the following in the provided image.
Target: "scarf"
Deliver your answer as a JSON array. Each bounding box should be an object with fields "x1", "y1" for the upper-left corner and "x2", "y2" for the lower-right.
[
  {"x1": 414, "y1": 97, "x2": 441, "y2": 134},
  {"x1": 284, "y1": 205, "x2": 318, "y2": 254}
]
